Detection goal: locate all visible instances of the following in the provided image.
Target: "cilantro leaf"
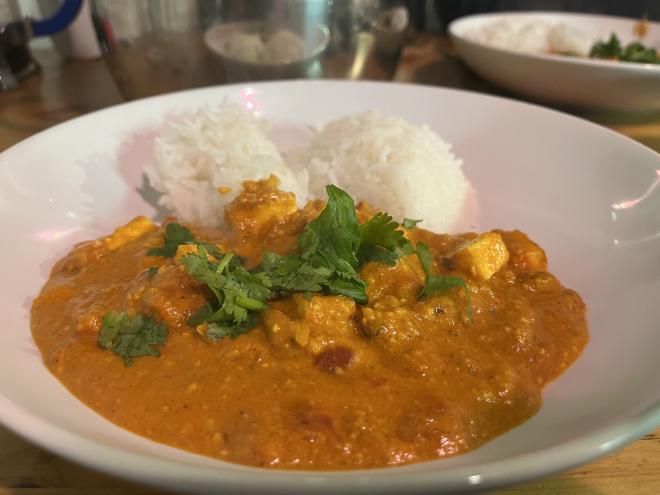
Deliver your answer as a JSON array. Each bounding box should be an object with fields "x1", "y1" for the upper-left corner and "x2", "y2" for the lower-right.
[
  {"x1": 181, "y1": 246, "x2": 272, "y2": 341},
  {"x1": 590, "y1": 33, "x2": 658, "y2": 64},
  {"x1": 256, "y1": 251, "x2": 369, "y2": 303},
  {"x1": 397, "y1": 241, "x2": 417, "y2": 257},
  {"x1": 187, "y1": 303, "x2": 214, "y2": 326},
  {"x1": 416, "y1": 243, "x2": 472, "y2": 321},
  {"x1": 148, "y1": 222, "x2": 196, "y2": 257},
  {"x1": 98, "y1": 311, "x2": 168, "y2": 366},
  {"x1": 299, "y1": 185, "x2": 362, "y2": 273},
  {"x1": 295, "y1": 185, "x2": 367, "y2": 301},
  {"x1": 590, "y1": 33, "x2": 622, "y2": 59},
  {"x1": 356, "y1": 244, "x2": 399, "y2": 266},
  {"x1": 290, "y1": 185, "x2": 414, "y2": 304},
  {"x1": 357, "y1": 212, "x2": 412, "y2": 266},
  {"x1": 621, "y1": 42, "x2": 658, "y2": 63},
  {"x1": 323, "y1": 277, "x2": 368, "y2": 303},
  {"x1": 206, "y1": 314, "x2": 259, "y2": 341},
  {"x1": 258, "y1": 251, "x2": 329, "y2": 294},
  {"x1": 402, "y1": 218, "x2": 422, "y2": 229}
]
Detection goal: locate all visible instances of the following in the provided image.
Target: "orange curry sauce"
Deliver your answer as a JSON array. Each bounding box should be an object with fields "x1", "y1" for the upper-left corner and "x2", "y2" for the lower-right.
[{"x1": 31, "y1": 179, "x2": 588, "y2": 470}]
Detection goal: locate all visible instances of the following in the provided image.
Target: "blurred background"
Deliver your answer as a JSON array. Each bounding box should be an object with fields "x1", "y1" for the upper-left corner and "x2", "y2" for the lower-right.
[{"x1": 2, "y1": 0, "x2": 658, "y2": 98}]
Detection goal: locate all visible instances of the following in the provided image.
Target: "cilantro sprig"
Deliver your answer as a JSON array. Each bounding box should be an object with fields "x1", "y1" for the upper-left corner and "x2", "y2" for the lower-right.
[
  {"x1": 182, "y1": 185, "x2": 417, "y2": 338},
  {"x1": 294, "y1": 185, "x2": 367, "y2": 301},
  {"x1": 257, "y1": 251, "x2": 334, "y2": 298},
  {"x1": 590, "y1": 33, "x2": 658, "y2": 64},
  {"x1": 358, "y1": 212, "x2": 415, "y2": 266},
  {"x1": 147, "y1": 222, "x2": 195, "y2": 257},
  {"x1": 148, "y1": 222, "x2": 223, "y2": 259},
  {"x1": 255, "y1": 186, "x2": 416, "y2": 303},
  {"x1": 182, "y1": 247, "x2": 272, "y2": 341},
  {"x1": 98, "y1": 311, "x2": 168, "y2": 366},
  {"x1": 182, "y1": 185, "x2": 472, "y2": 340},
  {"x1": 107, "y1": 185, "x2": 472, "y2": 359}
]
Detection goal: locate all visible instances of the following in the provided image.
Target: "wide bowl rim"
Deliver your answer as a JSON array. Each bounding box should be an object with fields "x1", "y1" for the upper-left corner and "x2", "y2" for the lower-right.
[{"x1": 1, "y1": 80, "x2": 659, "y2": 493}]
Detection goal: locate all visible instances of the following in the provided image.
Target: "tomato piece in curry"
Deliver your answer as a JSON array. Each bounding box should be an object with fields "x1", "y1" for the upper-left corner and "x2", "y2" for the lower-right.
[{"x1": 31, "y1": 179, "x2": 588, "y2": 470}]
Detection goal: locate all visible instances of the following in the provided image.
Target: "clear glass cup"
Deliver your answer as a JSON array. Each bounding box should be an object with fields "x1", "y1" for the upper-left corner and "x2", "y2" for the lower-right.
[{"x1": 93, "y1": 0, "x2": 409, "y2": 99}]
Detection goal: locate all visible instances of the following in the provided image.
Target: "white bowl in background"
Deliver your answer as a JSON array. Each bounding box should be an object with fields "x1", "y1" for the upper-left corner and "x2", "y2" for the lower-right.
[{"x1": 449, "y1": 12, "x2": 660, "y2": 110}]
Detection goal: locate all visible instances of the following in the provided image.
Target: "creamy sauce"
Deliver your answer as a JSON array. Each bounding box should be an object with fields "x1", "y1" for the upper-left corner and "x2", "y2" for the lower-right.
[{"x1": 31, "y1": 180, "x2": 588, "y2": 470}]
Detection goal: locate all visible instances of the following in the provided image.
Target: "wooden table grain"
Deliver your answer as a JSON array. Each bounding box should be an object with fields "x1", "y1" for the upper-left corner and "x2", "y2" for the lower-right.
[{"x1": 1, "y1": 37, "x2": 658, "y2": 495}]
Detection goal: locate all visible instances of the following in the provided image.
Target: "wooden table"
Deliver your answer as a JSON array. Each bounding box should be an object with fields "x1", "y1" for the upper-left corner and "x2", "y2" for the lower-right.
[{"x1": 1, "y1": 36, "x2": 658, "y2": 495}]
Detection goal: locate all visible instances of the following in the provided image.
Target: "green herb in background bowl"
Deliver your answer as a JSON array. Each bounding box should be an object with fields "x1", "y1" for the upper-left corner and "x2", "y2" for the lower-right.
[{"x1": 589, "y1": 33, "x2": 659, "y2": 64}]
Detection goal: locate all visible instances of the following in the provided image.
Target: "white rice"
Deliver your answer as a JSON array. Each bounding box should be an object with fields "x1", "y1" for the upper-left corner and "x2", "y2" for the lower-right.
[
  {"x1": 144, "y1": 102, "x2": 308, "y2": 226},
  {"x1": 470, "y1": 20, "x2": 593, "y2": 57},
  {"x1": 147, "y1": 105, "x2": 468, "y2": 233},
  {"x1": 302, "y1": 111, "x2": 467, "y2": 233}
]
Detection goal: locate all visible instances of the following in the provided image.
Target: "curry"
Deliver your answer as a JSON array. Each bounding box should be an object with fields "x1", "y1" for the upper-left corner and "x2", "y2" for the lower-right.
[{"x1": 31, "y1": 178, "x2": 588, "y2": 470}]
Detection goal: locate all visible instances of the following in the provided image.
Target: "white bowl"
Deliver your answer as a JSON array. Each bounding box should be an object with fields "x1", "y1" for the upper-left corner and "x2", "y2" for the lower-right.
[
  {"x1": 449, "y1": 12, "x2": 660, "y2": 110},
  {"x1": 0, "y1": 81, "x2": 659, "y2": 494}
]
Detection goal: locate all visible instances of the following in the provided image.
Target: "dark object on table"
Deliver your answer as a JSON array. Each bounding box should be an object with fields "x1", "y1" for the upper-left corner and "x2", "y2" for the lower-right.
[
  {"x1": 0, "y1": 20, "x2": 37, "y2": 90},
  {"x1": 0, "y1": 0, "x2": 83, "y2": 90}
]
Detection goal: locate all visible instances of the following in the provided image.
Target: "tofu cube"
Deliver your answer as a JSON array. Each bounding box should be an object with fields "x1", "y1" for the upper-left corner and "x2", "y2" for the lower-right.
[
  {"x1": 174, "y1": 244, "x2": 200, "y2": 264},
  {"x1": 499, "y1": 230, "x2": 548, "y2": 272},
  {"x1": 174, "y1": 244, "x2": 224, "y2": 264},
  {"x1": 103, "y1": 216, "x2": 156, "y2": 251},
  {"x1": 451, "y1": 232, "x2": 510, "y2": 280}
]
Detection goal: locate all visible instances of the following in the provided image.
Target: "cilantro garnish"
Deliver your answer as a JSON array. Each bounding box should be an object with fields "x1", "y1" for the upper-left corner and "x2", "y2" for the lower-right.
[
  {"x1": 297, "y1": 185, "x2": 365, "y2": 299},
  {"x1": 182, "y1": 247, "x2": 272, "y2": 340},
  {"x1": 358, "y1": 212, "x2": 412, "y2": 266},
  {"x1": 416, "y1": 242, "x2": 473, "y2": 322},
  {"x1": 148, "y1": 222, "x2": 227, "y2": 261},
  {"x1": 157, "y1": 185, "x2": 470, "y2": 344},
  {"x1": 257, "y1": 185, "x2": 415, "y2": 304},
  {"x1": 258, "y1": 251, "x2": 332, "y2": 298},
  {"x1": 98, "y1": 311, "x2": 168, "y2": 366},
  {"x1": 402, "y1": 218, "x2": 422, "y2": 229},
  {"x1": 590, "y1": 33, "x2": 658, "y2": 64},
  {"x1": 589, "y1": 33, "x2": 622, "y2": 59},
  {"x1": 188, "y1": 303, "x2": 260, "y2": 341},
  {"x1": 621, "y1": 41, "x2": 658, "y2": 64},
  {"x1": 148, "y1": 222, "x2": 196, "y2": 257},
  {"x1": 183, "y1": 185, "x2": 418, "y2": 337}
]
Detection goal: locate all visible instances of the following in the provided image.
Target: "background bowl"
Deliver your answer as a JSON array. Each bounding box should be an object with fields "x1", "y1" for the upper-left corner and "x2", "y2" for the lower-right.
[{"x1": 449, "y1": 11, "x2": 660, "y2": 111}]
